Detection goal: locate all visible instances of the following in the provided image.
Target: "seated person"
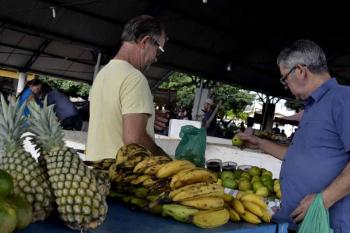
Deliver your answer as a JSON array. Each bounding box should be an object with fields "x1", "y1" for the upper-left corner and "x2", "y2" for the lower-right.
[{"x1": 44, "y1": 85, "x2": 82, "y2": 130}]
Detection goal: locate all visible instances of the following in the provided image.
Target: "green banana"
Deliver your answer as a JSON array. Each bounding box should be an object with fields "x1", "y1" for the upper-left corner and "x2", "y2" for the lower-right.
[{"x1": 162, "y1": 204, "x2": 199, "y2": 223}]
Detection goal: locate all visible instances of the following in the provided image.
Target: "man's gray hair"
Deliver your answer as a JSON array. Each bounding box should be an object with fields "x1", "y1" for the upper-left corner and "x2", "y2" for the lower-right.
[
  {"x1": 277, "y1": 39, "x2": 328, "y2": 74},
  {"x1": 121, "y1": 15, "x2": 164, "y2": 43}
]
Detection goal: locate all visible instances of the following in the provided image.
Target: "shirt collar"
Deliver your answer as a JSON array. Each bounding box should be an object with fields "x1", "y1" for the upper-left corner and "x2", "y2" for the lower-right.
[{"x1": 306, "y1": 78, "x2": 337, "y2": 104}]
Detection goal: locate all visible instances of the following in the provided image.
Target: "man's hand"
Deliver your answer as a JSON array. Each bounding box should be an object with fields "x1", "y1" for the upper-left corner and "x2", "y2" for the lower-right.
[
  {"x1": 154, "y1": 110, "x2": 169, "y2": 131},
  {"x1": 290, "y1": 193, "x2": 316, "y2": 223},
  {"x1": 235, "y1": 132, "x2": 261, "y2": 150}
]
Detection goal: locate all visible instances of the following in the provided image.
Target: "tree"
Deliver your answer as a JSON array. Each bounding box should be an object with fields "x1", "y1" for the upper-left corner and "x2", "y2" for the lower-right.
[
  {"x1": 211, "y1": 84, "x2": 256, "y2": 119},
  {"x1": 160, "y1": 72, "x2": 256, "y2": 119},
  {"x1": 159, "y1": 73, "x2": 196, "y2": 110},
  {"x1": 38, "y1": 76, "x2": 90, "y2": 98}
]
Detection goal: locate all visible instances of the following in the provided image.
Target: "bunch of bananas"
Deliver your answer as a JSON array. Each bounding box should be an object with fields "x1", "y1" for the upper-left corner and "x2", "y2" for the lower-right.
[
  {"x1": 86, "y1": 144, "x2": 232, "y2": 228},
  {"x1": 226, "y1": 192, "x2": 271, "y2": 224}
]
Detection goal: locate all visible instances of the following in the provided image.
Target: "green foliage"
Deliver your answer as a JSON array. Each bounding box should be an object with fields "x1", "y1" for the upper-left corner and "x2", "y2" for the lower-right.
[
  {"x1": 211, "y1": 84, "x2": 255, "y2": 118},
  {"x1": 160, "y1": 73, "x2": 255, "y2": 120},
  {"x1": 159, "y1": 73, "x2": 196, "y2": 109},
  {"x1": 38, "y1": 76, "x2": 90, "y2": 98}
]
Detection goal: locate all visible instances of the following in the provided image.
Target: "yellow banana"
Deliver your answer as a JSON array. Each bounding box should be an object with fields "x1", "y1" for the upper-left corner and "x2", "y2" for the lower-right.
[
  {"x1": 133, "y1": 156, "x2": 170, "y2": 173},
  {"x1": 84, "y1": 158, "x2": 115, "y2": 171},
  {"x1": 242, "y1": 201, "x2": 263, "y2": 217},
  {"x1": 193, "y1": 208, "x2": 230, "y2": 228},
  {"x1": 169, "y1": 182, "x2": 209, "y2": 199},
  {"x1": 172, "y1": 168, "x2": 218, "y2": 189},
  {"x1": 232, "y1": 198, "x2": 245, "y2": 214},
  {"x1": 261, "y1": 209, "x2": 271, "y2": 223},
  {"x1": 240, "y1": 193, "x2": 268, "y2": 210},
  {"x1": 240, "y1": 210, "x2": 261, "y2": 224},
  {"x1": 156, "y1": 160, "x2": 195, "y2": 178},
  {"x1": 130, "y1": 175, "x2": 151, "y2": 185},
  {"x1": 144, "y1": 163, "x2": 165, "y2": 175},
  {"x1": 142, "y1": 177, "x2": 158, "y2": 187},
  {"x1": 170, "y1": 168, "x2": 197, "y2": 189},
  {"x1": 235, "y1": 191, "x2": 245, "y2": 200},
  {"x1": 180, "y1": 197, "x2": 224, "y2": 210},
  {"x1": 223, "y1": 193, "x2": 233, "y2": 202},
  {"x1": 172, "y1": 183, "x2": 224, "y2": 202},
  {"x1": 228, "y1": 208, "x2": 241, "y2": 222}
]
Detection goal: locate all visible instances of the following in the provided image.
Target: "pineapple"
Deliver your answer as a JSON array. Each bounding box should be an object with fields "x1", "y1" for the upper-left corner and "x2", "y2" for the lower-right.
[
  {"x1": 28, "y1": 99, "x2": 108, "y2": 231},
  {"x1": 0, "y1": 95, "x2": 54, "y2": 221}
]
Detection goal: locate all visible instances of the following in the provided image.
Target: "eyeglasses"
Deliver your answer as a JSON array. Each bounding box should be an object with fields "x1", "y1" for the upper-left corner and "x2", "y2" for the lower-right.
[
  {"x1": 280, "y1": 64, "x2": 307, "y2": 86},
  {"x1": 149, "y1": 37, "x2": 165, "y2": 56}
]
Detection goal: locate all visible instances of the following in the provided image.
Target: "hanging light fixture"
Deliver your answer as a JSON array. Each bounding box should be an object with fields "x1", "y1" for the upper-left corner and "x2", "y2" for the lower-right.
[{"x1": 227, "y1": 63, "x2": 232, "y2": 71}]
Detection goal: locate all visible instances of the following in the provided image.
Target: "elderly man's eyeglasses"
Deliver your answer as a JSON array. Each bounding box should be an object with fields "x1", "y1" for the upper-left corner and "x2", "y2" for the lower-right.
[
  {"x1": 280, "y1": 64, "x2": 307, "y2": 86},
  {"x1": 150, "y1": 37, "x2": 165, "y2": 56}
]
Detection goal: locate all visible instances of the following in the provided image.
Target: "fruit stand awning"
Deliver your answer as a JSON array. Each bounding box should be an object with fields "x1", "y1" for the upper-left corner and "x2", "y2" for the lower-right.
[{"x1": 1, "y1": 1, "x2": 350, "y2": 97}]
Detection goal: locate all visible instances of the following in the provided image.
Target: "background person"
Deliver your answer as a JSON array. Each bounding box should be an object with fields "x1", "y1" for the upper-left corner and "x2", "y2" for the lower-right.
[
  {"x1": 17, "y1": 79, "x2": 43, "y2": 117},
  {"x1": 237, "y1": 39, "x2": 350, "y2": 233},
  {"x1": 43, "y1": 84, "x2": 82, "y2": 130}
]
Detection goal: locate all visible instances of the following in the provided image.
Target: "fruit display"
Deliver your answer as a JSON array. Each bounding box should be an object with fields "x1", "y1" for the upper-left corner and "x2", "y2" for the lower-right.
[
  {"x1": 0, "y1": 96, "x2": 54, "y2": 222},
  {"x1": 28, "y1": 99, "x2": 109, "y2": 231},
  {"x1": 0, "y1": 169, "x2": 32, "y2": 233},
  {"x1": 86, "y1": 144, "x2": 231, "y2": 229},
  {"x1": 220, "y1": 166, "x2": 281, "y2": 200}
]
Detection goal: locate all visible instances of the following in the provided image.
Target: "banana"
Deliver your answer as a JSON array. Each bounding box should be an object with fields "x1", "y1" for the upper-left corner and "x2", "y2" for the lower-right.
[
  {"x1": 133, "y1": 156, "x2": 171, "y2": 173},
  {"x1": 122, "y1": 174, "x2": 139, "y2": 183},
  {"x1": 133, "y1": 187, "x2": 149, "y2": 198},
  {"x1": 170, "y1": 168, "x2": 197, "y2": 189},
  {"x1": 130, "y1": 175, "x2": 151, "y2": 185},
  {"x1": 192, "y1": 208, "x2": 230, "y2": 228},
  {"x1": 240, "y1": 194, "x2": 268, "y2": 210},
  {"x1": 235, "y1": 191, "x2": 245, "y2": 200},
  {"x1": 169, "y1": 182, "x2": 209, "y2": 199},
  {"x1": 116, "y1": 143, "x2": 152, "y2": 166},
  {"x1": 240, "y1": 210, "x2": 261, "y2": 224},
  {"x1": 180, "y1": 197, "x2": 224, "y2": 210},
  {"x1": 172, "y1": 168, "x2": 218, "y2": 189},
  {"x1": 129, "y1": 196, "x2": 149, "y2": 210},
  {"x1": 242, "y1": 201, "x2": 263, "y2": 217},
  {"x1": 172, "y1": 183, "x2": 224, "y2": 202},
  {"x1": 119, "y1": 155, "x2": 144, "y2": 170},
  {"x1": 232, "y1": 198, "x2": 245, "y2": 214},
  {"x1": 144, "y1": 163, "x2": 167, "y2": 175},
  {"x1": 223, "y1": 193, "x2": 233, "y2": 202},
  {"x1": 162, "y1": 204, "x2": 199, "y2": 223},
  {"x1": 84, "y1": 158, "x2": 116, "y2": 171},
  {"x1": 156, "y1": 160, "x2": 195, "y2": 178},
  {"x1": 261, "y1": 209, "x2": 271, "y2": 223},
  {"x1": 142, "y1": 177, "x2": 158, "y2": 187},
  {"x1": 228, "y1": 208, "x2": 241, "y2": 222}
]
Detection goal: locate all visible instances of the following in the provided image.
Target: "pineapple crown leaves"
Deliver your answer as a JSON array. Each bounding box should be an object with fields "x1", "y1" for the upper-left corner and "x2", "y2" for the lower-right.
[
  {"x1": 0, "y1": 94, "x2": 28, "y2": 153},
  {"x1": 28, "y1": 97, "x2": 65, "y2": 151}
]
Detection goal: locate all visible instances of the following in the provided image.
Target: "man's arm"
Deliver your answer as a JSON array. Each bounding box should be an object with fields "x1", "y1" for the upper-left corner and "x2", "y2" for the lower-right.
[
  {"x1": 123, "y1": 113, "x2": 167, "y2": 156},
  {"x1": 236, "y1": 133, "x2": 288, "y2": 160}
]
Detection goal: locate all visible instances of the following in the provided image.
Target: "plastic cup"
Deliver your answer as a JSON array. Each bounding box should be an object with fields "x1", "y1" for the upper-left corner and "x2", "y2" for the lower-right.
[
  {"x1": 205, "y1": 159, "x2": 222, "y2": 173},
  {"x1": 222, "y1": 161, "x2": 237, "y2": 171}
]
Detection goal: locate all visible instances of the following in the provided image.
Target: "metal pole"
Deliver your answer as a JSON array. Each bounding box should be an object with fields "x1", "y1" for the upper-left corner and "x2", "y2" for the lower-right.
[
  {"x1": 16, "y1": 72, "x2": 27, "y2": 95},
  {"x1": 93, "y1": 52, "x2": 102, "y2": 81}
]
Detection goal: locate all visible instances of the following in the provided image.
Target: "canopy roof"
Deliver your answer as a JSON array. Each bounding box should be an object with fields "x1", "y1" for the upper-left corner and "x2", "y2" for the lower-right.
[{"x1": 1, "y1": 0, "x2": 350, "y2": 97}]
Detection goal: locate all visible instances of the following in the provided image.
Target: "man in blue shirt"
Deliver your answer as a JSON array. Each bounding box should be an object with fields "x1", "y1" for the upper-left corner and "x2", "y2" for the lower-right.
[
  {"x1": 46, "y1": 89, "x2": 82, "y2": 130},
  {"x1": 237, "y1": 39, "x2": 350, "y2": 233}
]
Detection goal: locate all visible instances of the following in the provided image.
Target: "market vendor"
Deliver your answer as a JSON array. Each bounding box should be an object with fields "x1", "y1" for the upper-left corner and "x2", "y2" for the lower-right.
[
  {"x1": 86, "y1": 15, "x2": 168, "y2": 160},
  {"x1": 237, "y1": 39, "x2": 350, "y2": 233}
]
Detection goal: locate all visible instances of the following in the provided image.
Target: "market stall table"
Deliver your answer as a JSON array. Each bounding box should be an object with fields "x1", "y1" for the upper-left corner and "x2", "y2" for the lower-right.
[{"x1": 19, "y1": 199, "x2": 288, "y2": 233}]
